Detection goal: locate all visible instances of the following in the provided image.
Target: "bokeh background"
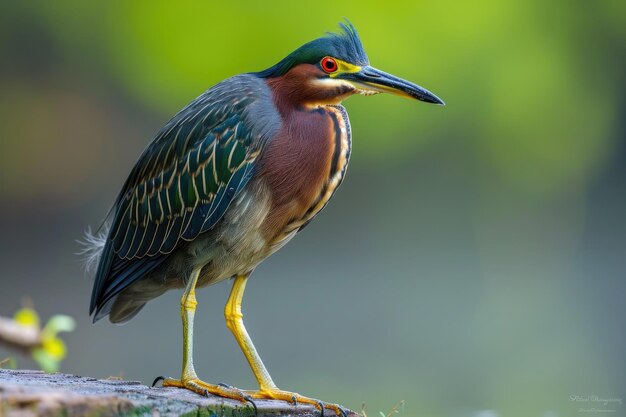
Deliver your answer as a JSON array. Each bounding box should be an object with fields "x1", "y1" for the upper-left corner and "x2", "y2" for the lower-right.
[{"x1": 1, "y1": 1, "x2": 625, "y2": 416}]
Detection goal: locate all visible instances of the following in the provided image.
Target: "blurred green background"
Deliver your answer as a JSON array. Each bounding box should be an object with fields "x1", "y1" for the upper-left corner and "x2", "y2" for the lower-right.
[{"x1": 1, "y1": 1, "x2": 625, "y2": 416}]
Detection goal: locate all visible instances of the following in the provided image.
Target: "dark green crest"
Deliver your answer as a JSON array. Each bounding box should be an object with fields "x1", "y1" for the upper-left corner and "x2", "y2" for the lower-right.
[{"x1": 255, "y1": 20, "x2": 369, "y2": 78}]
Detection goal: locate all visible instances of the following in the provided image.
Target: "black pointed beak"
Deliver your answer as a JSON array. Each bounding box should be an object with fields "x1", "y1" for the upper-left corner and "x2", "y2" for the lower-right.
[{"x1": 342, "y1": 65, "x2": 445, "y2": 105}]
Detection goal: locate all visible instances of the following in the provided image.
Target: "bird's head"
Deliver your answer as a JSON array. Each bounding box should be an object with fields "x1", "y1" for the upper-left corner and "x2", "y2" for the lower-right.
[{"x1": 255, "y1": 20, "x2": 444, "y2": 109}]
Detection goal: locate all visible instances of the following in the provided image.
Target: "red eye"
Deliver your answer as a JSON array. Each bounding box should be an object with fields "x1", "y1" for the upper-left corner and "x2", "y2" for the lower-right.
[{"x1": 321, "y1": 57, "x2": 338, "y2": 73}]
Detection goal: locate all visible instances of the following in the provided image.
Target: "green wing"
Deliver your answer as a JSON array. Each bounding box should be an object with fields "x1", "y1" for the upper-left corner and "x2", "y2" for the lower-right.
[{"x1": 90, "y1": 75, "x2": 277, "y2": 318}]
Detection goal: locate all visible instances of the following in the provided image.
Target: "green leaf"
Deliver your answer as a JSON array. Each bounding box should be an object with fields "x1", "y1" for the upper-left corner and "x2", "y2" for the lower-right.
[
  {"x1": 42, "y1": 314, "x2": 76, "y2": 336},
  {"x1": 31, "y1": 348, "x2": 60, "y2": 373}
]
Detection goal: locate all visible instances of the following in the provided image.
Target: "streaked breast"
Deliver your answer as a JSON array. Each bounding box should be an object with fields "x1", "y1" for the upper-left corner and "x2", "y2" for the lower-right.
[
  {"x1": 296, "y1": 105, "x2": 352, "y2": 229},
  {"x1": 263, "y1": 104, "x2": 352, "y2": 249}
]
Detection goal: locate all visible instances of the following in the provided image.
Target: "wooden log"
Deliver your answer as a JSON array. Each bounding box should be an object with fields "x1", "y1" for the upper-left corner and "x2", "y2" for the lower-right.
[{"x1": 0, "y1": 369, "x2": 358, "y2": 417}]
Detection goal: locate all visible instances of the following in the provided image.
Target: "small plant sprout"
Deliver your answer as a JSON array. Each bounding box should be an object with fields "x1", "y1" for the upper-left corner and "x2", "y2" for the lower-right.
[{"x1": 13, "y1": 304, "x2": 76, "y2": 372}]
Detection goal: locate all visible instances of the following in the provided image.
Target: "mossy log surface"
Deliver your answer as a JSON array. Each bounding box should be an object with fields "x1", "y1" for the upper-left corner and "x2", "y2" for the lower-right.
[{"x1": 0, "y1": 370, "x2": 358, "y2": 417}]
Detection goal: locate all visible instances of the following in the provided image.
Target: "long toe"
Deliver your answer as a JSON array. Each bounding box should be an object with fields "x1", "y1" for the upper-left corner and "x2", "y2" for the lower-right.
[
  {"x1": 161, "y1": 377, "x2": 250, "y2": 403},
  {"x1": 246, "y1": 388, "x2": 351, "y2": 417}
]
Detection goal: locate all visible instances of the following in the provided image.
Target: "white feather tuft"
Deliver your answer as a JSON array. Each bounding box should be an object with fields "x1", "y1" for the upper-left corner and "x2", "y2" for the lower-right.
[{"x1": 77, "y1": 224, "x2": 109, "y2": 274}]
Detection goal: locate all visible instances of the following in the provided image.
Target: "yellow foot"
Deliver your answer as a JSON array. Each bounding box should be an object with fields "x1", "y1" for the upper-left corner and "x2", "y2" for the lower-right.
[
  {"x1": 153, "y1": 376, "x2": 255, "y2": 409},
  {"x1": 246, "y1": 388, "x2": 349, "y2": 417}
]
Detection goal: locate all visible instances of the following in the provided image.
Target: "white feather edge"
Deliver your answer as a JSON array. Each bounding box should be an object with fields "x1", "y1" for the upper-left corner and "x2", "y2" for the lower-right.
[{"x1": 76, "y1": 224, "x2": 110, "y2": 274}]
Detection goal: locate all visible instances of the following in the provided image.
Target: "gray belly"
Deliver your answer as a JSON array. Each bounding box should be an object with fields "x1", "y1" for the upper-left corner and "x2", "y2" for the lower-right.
[{"x1": 190, "y1": 179, "x2": 277, "y2": 287}]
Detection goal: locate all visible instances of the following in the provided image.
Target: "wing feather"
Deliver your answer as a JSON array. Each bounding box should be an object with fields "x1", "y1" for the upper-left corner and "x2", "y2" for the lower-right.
[{"x1": 90, "y1": 75, "x2": 279, "y2": 319}]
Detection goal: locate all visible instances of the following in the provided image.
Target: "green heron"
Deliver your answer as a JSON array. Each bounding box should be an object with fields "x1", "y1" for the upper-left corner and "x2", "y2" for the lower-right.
[{"x1": 87, "y1": 20, "x2": 443, "y2": 414}]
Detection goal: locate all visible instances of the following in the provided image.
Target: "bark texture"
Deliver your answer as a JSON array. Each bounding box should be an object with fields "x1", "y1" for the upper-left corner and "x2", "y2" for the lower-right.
[{"x1": 0, "y1": 370, "x2": 358, "y2": 417}]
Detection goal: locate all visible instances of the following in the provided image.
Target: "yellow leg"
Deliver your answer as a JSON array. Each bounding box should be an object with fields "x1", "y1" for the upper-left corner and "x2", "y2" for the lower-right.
[
  {"x1": 180, "y1": 267, "x2": 200, "y2": 380},
  {"x1": 225, "y1": 274, "x2": 348, "y2": 417},
  {"x1": 224, "y1": 273, "x2": 276, "y2": 390},
  {"x1": 160, "y1": 268, "x2": 249, "y2": 403}
]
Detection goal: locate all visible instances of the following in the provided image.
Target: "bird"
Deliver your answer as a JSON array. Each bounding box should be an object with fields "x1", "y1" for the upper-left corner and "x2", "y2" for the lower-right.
[{"x1": 86, "y1": 20, "x2": 443, "y2": 415}]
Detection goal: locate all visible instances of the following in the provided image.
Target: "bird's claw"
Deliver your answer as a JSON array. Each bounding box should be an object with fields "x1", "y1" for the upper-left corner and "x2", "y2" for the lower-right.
[
  {"x1": 151, "y1": 376, "x2": 166, "y2": 387},
  {"x1": 157, "y1": 379, "x2": 348, "y2": 416},
  {"x1": 243, "y1": 394, "x2": 258, "y2": 415},
  {"x1": 317, "y1": 400, "x2": 325, "y2": 417}
]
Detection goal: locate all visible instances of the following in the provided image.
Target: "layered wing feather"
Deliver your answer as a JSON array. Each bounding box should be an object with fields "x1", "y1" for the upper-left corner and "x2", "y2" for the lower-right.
[{"x1": 90, "y1": 75, "x2": 278, "y2": 319}]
